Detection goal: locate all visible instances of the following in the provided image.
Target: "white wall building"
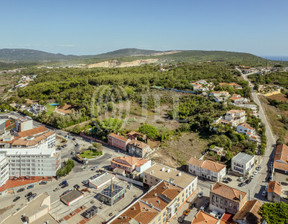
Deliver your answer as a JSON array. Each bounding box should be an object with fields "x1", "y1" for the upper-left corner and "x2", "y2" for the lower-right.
[
  {"x1": 231, "y1": 152, "x2": 255, "y2": 176},
  {"x1": 188, "y1": 157, "x2": 226, "y2": 182},
  {"x1": 0, "y1": 155, "x2": 9, "y2": 187}
]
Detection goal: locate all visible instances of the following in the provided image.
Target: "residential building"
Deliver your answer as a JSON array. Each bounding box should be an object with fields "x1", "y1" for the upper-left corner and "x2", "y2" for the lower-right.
[
  {"x1": 111, "y1": 156, "x2": 151, "y2": 176},
  {"x1": 108, "y1": 133, "x2": 131, "y2": 151},
  {"x1": 231, "y1": 94, "x2": 249, "y2": 104},
  {"x1": 126, "y1": 131, "x2": 142, "y2": 140},
  {"x1": 267, "y1": 181, "x2": 282, "y2": 202},
  {"x1": 15, "y1": 116, "x2": 33, "y2": 132},
  {"x1": 188, "y1": 157, "x2": 226, "y2": 182},
  {"x1": 231, "y1": 152, "x2": 255, "y2": 176},
  {"x1": 209, "y1": 91, "x2": 231, "y2": 103},
  {"x1": 236, "y1": 123, "x2": 259, "y2": 142},
  {"x1": 273, "y1": 144, "x2": 288, "y2": 175},
  {"x1": 190, "y1": 80, "x2": 212, "y2": 92},
  {"x1": 143, "y1": 163, "x2": 197, "y2": 205},
  {"x1": 219, "y1": 82, "x2": 243, "y2": 89},
  {"x1": 209, "y1": 146, "x2": 225, "y2": 156},
  {"x1": 0, "y1": 155, "x2": 9, "y2": 187},
  {"x1": 110, "y1": 180, "x2": 197, "y2": 224},
  {"x1": 210, "y1": 182, "x2": 247, "y2": 214},
  {"x1": 0, "y1": 126, "x2": 60, "y2": 178},
  {"x1": 127, "y1": 139, "x2": 152, "y2": 158},
  {"x1": 1, "y1": 193, "x2": 57, "y2": 224},
  {"x1": 212, "y1": 110, "x2": 246, "y2": 128},
  {"x1": 192, "y1": 211, "x2": 219, "y2": 224},
  {"x1": 233, "y1": 199, "x2": 262, "y2": 224},
  {"x1": 28, "y1": 103, "x2": 47, "y2": 115}
]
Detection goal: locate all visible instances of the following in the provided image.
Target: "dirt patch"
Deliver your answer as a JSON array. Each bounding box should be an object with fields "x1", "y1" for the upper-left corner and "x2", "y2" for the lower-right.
[
  {"x1": 0, "y1": 204, "x2": 14, "y2": 215},
  {"x1": 149, "y1": 132, "x2": 208, "y2": 168},
  {"x1": 88, "y1": 59, "x2": 159, "y2": 68},
  {"x1": 267, "y1": 93, "x2": 288, "y2": 102}
]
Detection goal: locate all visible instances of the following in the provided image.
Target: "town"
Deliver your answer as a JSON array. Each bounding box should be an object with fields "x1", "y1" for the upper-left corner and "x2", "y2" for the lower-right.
[{"x1": 0, "y1": 62, "x2": 287, "y2": 224}]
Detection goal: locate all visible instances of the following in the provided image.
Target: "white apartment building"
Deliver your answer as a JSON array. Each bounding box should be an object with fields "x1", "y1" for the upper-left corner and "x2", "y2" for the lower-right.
[
  {"x1": 231, "y1": 152, "x2": 255, "y2": 176},
  {"x1": 0, "y1": 125, "x2": 60, "y2": 177},
  {"x1": 188, "y1": 157, "x2": 226, "y2": 182},
  {"x1": 224, "y1": 110, "x2": 246, "y2": 126},
  {"x1": 0, "y1": 155, "x2": 9, "y2": 187}
]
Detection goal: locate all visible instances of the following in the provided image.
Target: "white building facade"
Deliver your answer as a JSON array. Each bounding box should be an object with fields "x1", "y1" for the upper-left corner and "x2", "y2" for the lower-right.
[
  {"x1": 231, "y1": 152, "x2": 255, "y2": 176},
  {"x1": 0, "y1": 155, "x2": 9, "y2": 187}
]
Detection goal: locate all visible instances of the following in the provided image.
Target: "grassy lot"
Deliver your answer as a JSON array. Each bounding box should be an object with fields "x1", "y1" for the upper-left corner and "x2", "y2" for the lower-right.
[
  {"x1": 45, "y1": 104, "x2": 56, "y2": 115},
  {"x1": 80, "y1": 150, "x2": 99, "y2": 159}
]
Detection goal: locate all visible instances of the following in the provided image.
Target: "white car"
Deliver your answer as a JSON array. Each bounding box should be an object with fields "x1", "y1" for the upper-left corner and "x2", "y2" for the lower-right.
[{"x1": 253, "y1": 170, "x2": 258, "y2": 175}]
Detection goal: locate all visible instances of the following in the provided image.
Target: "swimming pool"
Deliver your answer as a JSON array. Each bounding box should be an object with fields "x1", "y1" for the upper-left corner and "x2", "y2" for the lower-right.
[{"x1": 50, "y1": 103, "x2": 59, "y2": 106}]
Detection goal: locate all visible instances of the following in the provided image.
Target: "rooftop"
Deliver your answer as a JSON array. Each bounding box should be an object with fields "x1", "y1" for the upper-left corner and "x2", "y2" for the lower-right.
[
  {"x1": 267, "y1": 181, "x2": 282, "y2": 196},
  {"x1": 273, "y1": 144, "x2": 288, "y2": 172},
  {"x1": 211, "y1": 182, "x2": 247, "y2": 202},
  {"x1": 143, "y1": 163, "x2": 195, "y2": 188},
  {"x1": 60, "y1": 189, "x2": 84, "y2": 204},
  {"x1": 192, "y1": 211, "x2": 218, "y2": 224},
  {"x1": 128, "y1": 139, "x2": 149, "y2": 149},
  {"x1": 232, "y1": 152, "x2": 254, "y2": 164},
  {"x1": 108, "y1": 133, "x2": 129, "y2": 142},
  {"x1": 89, "y1": 171, "x2": 115, "y2": 187},
  {"x1": 188, "y1": 157, "x2": 226, "y2": 173},
  {"x1": 233, "y1": 199, "x2": 262, "y2": 222},
  {"x1": 239, "y1": 122, "x2": 255, "y2": 130},
  {"x1": 100, "y1": 183, "x2": 124, "y2": 198},
  {"x1": 111, "y1": 156, "x2": 148, "y2": 168}
]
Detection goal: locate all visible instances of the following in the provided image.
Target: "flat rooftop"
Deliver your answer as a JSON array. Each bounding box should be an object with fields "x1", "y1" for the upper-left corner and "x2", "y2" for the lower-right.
[
  {"x1": 1, "y1": 193, "x2": 54, "y2": 224},
  {"x1": 60, "y1": 190, "x2": 84, "y2": 204},
  {"x1": 143, "y1": 163, "x2": 195, "y2": 188},
  {"x1": 89, "y1": 172, "x2": 114, "y2": 187},
  {"x1": 100, "y1": 184, "x2": 124, "y2": 198},
  {"x1": 232, "y1": 152, "x2": 254, "y2": 164}
]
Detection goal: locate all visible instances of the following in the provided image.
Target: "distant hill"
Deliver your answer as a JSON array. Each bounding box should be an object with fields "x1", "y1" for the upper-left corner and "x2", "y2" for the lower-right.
[
  {"x1": 0, "y1": 48, "x2": 286, "y2": 67},
  {"x1": 0, "y1": 49, "x2": 77, "y2": 62}
]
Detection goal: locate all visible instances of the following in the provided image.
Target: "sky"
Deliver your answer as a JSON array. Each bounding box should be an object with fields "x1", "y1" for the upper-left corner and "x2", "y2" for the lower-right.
[{"x1": 0, "y1": 0, "x2": 288, "y2": 56}]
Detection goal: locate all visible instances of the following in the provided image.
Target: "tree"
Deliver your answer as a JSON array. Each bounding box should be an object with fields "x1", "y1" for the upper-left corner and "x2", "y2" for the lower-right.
[
  {"x1": 225, "y1": 150, "x2": 233, "y2": 161},
  {"x1": 259, "y1": 202, "x2": 288, "y2": 224},
  {"x1": 139, "y1": 123, "x2": 159, "y2": 140}
]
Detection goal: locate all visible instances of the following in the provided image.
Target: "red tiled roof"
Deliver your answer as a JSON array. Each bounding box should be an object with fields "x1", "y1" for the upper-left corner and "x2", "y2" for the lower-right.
[
  {"x1": 233, "y1": 200, "x2": 262, "y2": 222},
  {"x1": 267, "y1": 181, "x2": 282, "y2": 196},
  {"x1": 108, "y1": 133, "x2": 129, "y2": 142},
  {"x1": 188, "y1": 157, "x2": 226, "y2": 173},
  {"x1": 192, "y1": 211, "x2": 218, "y2": 224},
  {"x1": 18, "y1": 126, "x2": 47, "y2": 137},
  {"x1": 111, "y1": 156, "x2": 148, "y2": 168},
  {"x1": 128, "y1": 139, "x2": 149, "y2": 149},
  {"x1": 273, "y1": 144, "x2": 288, "y2": 172},
  {"x1": 211, "y1": 182, "x2": 247, "y2": 202}
]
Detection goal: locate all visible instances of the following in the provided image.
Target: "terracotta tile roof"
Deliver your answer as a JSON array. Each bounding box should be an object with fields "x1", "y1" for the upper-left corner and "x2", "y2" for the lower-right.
[
  {"x1": 188, "y1": 157, "x2": 226, "y2": 173},
  {"x1": 239, "y1": 123, "x2": 255, "y2": 130},
  {"x1": 267, "y1": 181, "x2": 282, "y2": 196},
  {"x1": 192, "y1": 211, "x2": 218, "y2": 224},
  {"x1": 111, "y1": 201, "x2": 159, "y2": 224},
  {"x1": 18, "y1": 126, "x2": 47, "y2": 137},
  {"x1": 12, "y1": 131, "x2": 54, "y2": 147},
  {"x1": 108, "y1": 133, "x2": 129, "y2": 142},
  {"x1": 211, "y1": 182, "x2": 247, "y2": 202},
  {"x1": 233, "y1": 200, "x2": 262, "y2": 222},
  {"x1": 141, "y1": 181, "x2": 181, "y2": 210},
  {"x1": 111, "y1": 156, "x2": 148, "y2": 168},
  {"x1": 128, "y1": 139, "x2": 149, "y2": 149},
  {"x1": 273, "y1": 144, "x2": 288, "y2": 172}
]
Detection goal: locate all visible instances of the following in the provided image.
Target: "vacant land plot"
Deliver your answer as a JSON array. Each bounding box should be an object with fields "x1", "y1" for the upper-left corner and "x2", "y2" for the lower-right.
[{"x1": 267, "y1": 93, "x2": 288, "y2": 102}]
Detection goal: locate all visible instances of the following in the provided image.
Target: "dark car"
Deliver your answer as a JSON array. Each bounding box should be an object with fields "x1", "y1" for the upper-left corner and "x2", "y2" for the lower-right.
[
  {"x1": 82, "y1": 180, "x2": 88, "y2": 185},
  {"x1": 178, "y1": 215, "x2": 185, "y2": 223},
  {"x1": 17, "y1": 188, "x2": 25, "y2": 193},
  {"x1": 25, "y1": 192, "x2": 33, "y2": 198},
  {"x1": 245, "y1": 179, "x2": 251, "y2": 184},
  {"x1": 61, "y1": 183, "x2": 69, "y2": 188},
  {"x1": 226, "y1": 177, "x2": 232, "y2": 182},
  {"x1": 189, "y1": 202, "x2": 196, "y2": 209},
  {"x1": 27, "y1": 184, "x2": 34, "y2": 189},
  {"x1": 59, "y1": 180, "x2": 67, "y2": 186},
  {"x1": 72, "y1": 137, "x2": 76, "y2": 140},
  {"x1": 39, "y1": 181, "x2": 47, "y2": 185},
  {"x1": 73, "y1": 184, "x2": 80, "y2": 189},
  {"x1": 13, "y1": 196, "x2": 20, "y2": 202},
  {"x1": 27, "y1": 193, "x2": 37, "y2": 201},
  {"x1": 238, "y1": 182, "x2": 245, "y2": 187}
]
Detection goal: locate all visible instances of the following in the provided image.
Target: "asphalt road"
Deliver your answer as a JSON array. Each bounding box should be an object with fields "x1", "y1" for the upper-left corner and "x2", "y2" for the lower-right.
[{"x1": 237, "y1": 68, "x2": 276, "y2": 200}]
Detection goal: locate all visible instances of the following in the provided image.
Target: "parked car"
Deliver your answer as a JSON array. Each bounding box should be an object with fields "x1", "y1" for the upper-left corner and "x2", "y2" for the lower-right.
[
  {"x1": 253, "y1": 171, "x2": 258, "y2": 175},
  {"x1": 189, "y1": 203, "x2": 196, "y2": 209},
  {"x1": 53, "y1": 188, "x2": 59, "y2": 192},
  {"x1": 59, "y1": 180, "x2": 67, "y2": 186},
  {"x1": 245, "y1": 179, "x2": 251, "y2": 184},
  {"x1": 73, "y1": 184, "x2": 80, "y2": 189},
  {"x1": 39, "y1": 181, "x2": 47, "y2": 185},
  {"x1": 13, "y1": 196, "x2": 20, "y2": 202},
  {"x1": 27, "y1": 185, "x2": 34, "y2": 189},
  {"x1": 178, "y1": 215, "x2": 185, "y2": 223},
  {"x1": 238, "y1": 182, "x2": 245, "y2": 187},
  {"x1": 226, "y1": 177, "x2": 232, "y2": 182},
  {"x1": 27, "y1": 193, "x2": 37, "y2": 201},
  {"x1": 17, "y1": 188, "x2": 25, "y2": 193},
  {"x1": 256, "y1": 166, "x2": 261, "y2": 171},
  {"x1": 72, "y1": 137, "x2": 76, "y2": 140},
  {"x1": 183, "y1": 209, "x2": 191, "y2": 216},
  {"x1": 25, "y1": 192, "x2": 33, "y2": 198}
]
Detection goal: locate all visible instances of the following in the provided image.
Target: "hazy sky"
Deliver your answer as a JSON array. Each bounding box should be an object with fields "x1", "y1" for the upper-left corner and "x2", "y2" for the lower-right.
[{"x1": 1, "y1": 0, "x2": 287, "y2": 56}]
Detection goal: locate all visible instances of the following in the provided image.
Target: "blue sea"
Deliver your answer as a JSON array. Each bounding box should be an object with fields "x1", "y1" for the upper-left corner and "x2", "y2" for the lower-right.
[{"x1": 262, "y1": 56, "x2": 288, "y2": 61}]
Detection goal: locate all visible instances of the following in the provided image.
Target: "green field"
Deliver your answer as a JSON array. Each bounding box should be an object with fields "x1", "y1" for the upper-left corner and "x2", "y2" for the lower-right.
[
  {"x1": 80, "y1": 150, "x2": 99, "y2": 159},
  {"x1": 45, "y1": 104, "x2": 56, "y2": 115}
]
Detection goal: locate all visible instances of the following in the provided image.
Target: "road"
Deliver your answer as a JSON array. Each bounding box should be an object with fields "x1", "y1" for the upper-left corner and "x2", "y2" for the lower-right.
[{"x1": 236, "y1": 68, "x2": 276, "y2": 200}]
